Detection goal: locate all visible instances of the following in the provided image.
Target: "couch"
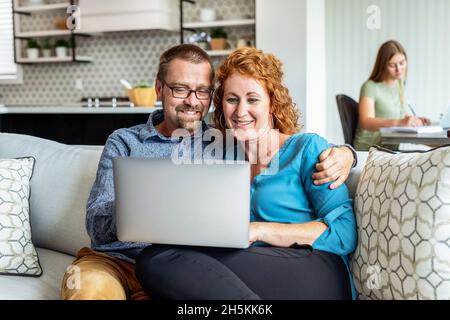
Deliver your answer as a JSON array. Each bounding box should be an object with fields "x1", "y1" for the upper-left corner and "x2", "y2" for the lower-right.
[{"x1": 0, "y1": 132, "x2": 368, "y2": 300}]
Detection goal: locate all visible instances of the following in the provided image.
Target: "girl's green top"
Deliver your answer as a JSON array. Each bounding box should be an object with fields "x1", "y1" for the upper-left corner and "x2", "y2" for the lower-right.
[{"x1": 353, "y1": 80, "x2": 405, "y2": 151}]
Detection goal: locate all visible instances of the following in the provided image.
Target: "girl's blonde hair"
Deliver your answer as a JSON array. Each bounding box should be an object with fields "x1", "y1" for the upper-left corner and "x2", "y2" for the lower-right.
[{"x1": 369, "y1": 40, "x2": 408, "y2": 106}]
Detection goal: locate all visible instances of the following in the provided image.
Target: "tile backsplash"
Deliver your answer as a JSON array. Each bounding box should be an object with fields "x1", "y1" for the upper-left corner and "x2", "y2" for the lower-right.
[{"x1": 0, "y1": 0, "x2": 255, "y2": 104}]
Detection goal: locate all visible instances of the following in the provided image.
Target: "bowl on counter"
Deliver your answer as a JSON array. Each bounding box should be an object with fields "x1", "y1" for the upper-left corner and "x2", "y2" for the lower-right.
[{"x1": 127, "y1": 87, "x2": 157, "y2": 107}]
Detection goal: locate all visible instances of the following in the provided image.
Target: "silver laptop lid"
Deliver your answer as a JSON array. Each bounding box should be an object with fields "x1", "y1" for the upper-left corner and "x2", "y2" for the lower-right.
[
  {"x1": 113, "y1": 157, "x2": 250, "y2": 249},
  {"x1": 441, "y1": 107, "x2": 450, "y2": 129}
]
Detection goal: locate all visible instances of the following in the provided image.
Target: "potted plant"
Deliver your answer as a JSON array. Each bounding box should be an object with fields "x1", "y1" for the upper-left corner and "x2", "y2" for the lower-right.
[
  {"x1": 26, "y1": 39, "x2": 40, "y2": 59},
  {"x1": 41, "y1": 38, "x2": 53, "y2": 58},
  {"x1": 209, "y1": 27, "x2": 228, "y2": 51},
  {"x1": 55, "y1": 39, "x2": 71, "y2": 58}
]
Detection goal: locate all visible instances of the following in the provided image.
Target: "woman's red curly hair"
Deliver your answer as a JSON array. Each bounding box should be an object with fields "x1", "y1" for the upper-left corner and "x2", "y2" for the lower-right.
[{"x1": 213, "y1": 47, "x2": 301, "y2": 135}]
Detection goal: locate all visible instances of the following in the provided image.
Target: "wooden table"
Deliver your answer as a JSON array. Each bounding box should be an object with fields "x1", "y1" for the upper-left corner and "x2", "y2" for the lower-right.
[{"x1": 380, "y1": 131, "x2": 450, "y2": 147}]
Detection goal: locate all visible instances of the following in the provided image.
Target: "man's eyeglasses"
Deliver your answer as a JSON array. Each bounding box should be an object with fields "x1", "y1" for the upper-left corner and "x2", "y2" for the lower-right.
[{"x1": 162, "y1": 81, "x2": 213, "y2": 100}]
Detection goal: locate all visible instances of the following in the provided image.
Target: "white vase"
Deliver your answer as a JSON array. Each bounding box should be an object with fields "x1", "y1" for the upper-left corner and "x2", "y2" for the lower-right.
[
  {"x1": 26, "y1": 48, "x2": 39, "y2": 59},
  {"x1": 26, "y1": 0, "x2": 44, "y2": 6},
  {"x1": 55, "y1": 46, "x2": 68, "y2": 58},
  {"x1": 199, "y1": 8, "x2": 216, "y2": 22},
  {"x1": 42, "y1": 49, "x2": 52, "y2": 58}
]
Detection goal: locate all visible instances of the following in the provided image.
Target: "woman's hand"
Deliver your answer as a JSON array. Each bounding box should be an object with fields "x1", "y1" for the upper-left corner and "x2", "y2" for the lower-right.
[
  {"x1": 419, "y1": 117, "x2": 431, "y2": 126},
  {"x1": 249, "y1": 221, "x2": 328, "y2": 247},
  {"x1": 399, "y1": 115, "x2": 425, "y2": 127},
  {"x1": 249, "y1": 222, "x2": 263, "y2": 244}
]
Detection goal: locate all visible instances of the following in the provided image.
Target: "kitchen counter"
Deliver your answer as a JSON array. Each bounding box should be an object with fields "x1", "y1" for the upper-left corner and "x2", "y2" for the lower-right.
[
  {"x1": 0, "y1": 104, "x2": 159, "y2": 145},
  {"x1": 0, "y1": 103, "x2": 161, "y2": 114},
  {"x1": 0, "y1": 102, "x2": 214, "y2": 145}
]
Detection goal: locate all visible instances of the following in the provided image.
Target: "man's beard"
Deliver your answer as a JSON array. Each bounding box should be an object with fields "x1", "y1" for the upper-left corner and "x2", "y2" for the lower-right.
[{"x1": 175, "y1": 105, "x2": 204, "y2": 132}]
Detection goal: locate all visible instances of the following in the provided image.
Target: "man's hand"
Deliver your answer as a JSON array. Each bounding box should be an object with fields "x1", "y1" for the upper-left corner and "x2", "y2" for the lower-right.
[{"x1": 312, "y1": 146, "x2": 354, "y2": 189}]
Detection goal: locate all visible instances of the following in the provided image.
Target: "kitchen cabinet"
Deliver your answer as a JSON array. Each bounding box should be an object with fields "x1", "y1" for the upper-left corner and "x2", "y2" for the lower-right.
[
  {"x1": 0, "y1": 106, "x2": 157, "y2": 145},
  {"x1": 78, "y1": 0, "x2": 179, "y2": 33}
]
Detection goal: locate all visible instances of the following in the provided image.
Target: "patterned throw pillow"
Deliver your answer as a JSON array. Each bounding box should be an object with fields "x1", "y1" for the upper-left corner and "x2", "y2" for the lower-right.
[
  {"x1": 352, "y1": 145, "x2": 450, "y2": 299},
  {"x1": 0, "y1": 157, "x2": 42, "y2": 276}
]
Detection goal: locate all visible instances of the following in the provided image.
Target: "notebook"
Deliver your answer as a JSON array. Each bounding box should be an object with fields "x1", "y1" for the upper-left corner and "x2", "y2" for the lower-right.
[
  {"x1": 380, "y1": 125, "x2": 444, "y2": 133},
  {"x1": 380, "y1": 125, "x2": 444, "y2": 134}
]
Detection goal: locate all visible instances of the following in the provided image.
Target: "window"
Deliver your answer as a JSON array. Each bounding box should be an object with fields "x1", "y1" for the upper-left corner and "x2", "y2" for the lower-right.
[{"x1": 0, "y1": 0, "x2": 22, "y2": 83}]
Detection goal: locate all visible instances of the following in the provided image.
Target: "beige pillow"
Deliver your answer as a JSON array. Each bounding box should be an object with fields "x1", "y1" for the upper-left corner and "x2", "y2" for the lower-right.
[
  {"x1": 352, "y1": 145, "x2": 450, "y2": 299},
  {"x1": 0, "y1": 157, "x2": 42, "y2": 276}
]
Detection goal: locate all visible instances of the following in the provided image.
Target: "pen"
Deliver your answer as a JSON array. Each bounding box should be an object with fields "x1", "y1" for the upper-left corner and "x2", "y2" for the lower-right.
[{"x1": 408, "y1": 103, "x2": 417, "y2": 117}]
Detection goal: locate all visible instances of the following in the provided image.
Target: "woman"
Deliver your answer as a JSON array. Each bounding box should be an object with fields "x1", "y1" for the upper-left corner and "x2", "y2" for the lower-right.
[
  {"x1": 353, "y1": 40, "x2": 430, "y2": 150},
  {"x1": 135, "y1": 48, "x2": 357, "y2": 300}
]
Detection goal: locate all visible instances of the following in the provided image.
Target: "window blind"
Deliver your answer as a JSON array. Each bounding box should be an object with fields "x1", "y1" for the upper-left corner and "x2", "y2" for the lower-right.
[{"x1": 0, "y1": 0, "x2": 18, "y2": 81}]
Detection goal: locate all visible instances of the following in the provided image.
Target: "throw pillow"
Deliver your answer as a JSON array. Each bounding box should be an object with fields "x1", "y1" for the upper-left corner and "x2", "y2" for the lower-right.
[
  {"x1": 0, "y1": 157, "x2": 42, "y2": 276},
  {"x1": 351, "y1": 145, "x2": 450, "y2": 299}
]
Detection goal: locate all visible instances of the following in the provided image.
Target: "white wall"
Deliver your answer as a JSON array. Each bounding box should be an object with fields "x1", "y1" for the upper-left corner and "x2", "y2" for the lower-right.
[
  {"x1": 326, "y1": 0, "x2": 450, "y2": 143},
  {"x1": 256, "y1": 0, "x2": 307, "y2": 129},
  {"x1": 256, "y1": 0, "x2": 327, "y2": 135},
  {"x1": 306, "y1": 0, "x2": 326, "y2": 136}
]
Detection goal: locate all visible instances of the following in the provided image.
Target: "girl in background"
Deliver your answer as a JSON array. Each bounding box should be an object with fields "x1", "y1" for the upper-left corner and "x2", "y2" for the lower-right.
[{"x1": 353, "y1": 40, "x2": 430, "y2": 151}]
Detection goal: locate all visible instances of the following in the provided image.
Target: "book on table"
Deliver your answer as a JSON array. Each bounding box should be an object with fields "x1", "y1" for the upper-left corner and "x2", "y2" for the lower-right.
[{"x1": 380, "y1": 125, "x2": 444, "y2": 134}]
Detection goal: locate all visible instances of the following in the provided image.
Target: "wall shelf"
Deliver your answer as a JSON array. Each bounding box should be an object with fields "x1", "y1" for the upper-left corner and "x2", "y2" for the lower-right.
[
  {"x1": 16, "y1": 55, "x2": 92, "y2": 64},
  {"x1": 178, "y1": 0, "x2": 255, "y2": 58},
  {"x1": 183, "y1": 19, "x2": 255, "y2": 29},
  {"x1": 12, "y1": 0, "x2": 92, "y2": 64},
  {"x1": 14, "y1": 2, "x2": 71, "y2": 14},
  {"x1": 16, "y1": 30, "x2": 73, "y2": 38},
  {"x1": 206, "y1": 50, "x2": 233, "y2": 56}
]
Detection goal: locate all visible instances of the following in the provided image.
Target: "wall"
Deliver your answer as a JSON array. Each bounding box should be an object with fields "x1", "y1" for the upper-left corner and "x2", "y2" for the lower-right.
[
  {"x1": 326, "y1": 0, "x2": 450, "y2": 143},
  {"x1": 0, "y1": 0, "x2": 255, "y2": 104},
  {"x1": 306, "y1": 0, "x2": 326, "y2": 136},
  {"x1": 256, "y1": 0, "x2": 307, "y2": 130},
  {"x1": 256, "y1": 0, "x2": 327, "y2": 135}
]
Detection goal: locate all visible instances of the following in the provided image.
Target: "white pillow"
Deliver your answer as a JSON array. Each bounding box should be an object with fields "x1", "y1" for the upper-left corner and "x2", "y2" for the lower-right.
[
  {"x1": 351, "y1": 145, "x2": 450, "y2": 299},
  {"x1": 0, "y1": 157, "x2": 42, "y2": 276}
]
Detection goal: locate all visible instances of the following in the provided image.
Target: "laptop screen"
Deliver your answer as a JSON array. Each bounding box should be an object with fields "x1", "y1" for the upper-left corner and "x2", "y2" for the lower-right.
[{"x1": 441, "y1": 107, "x2": 450, "y2": 129}]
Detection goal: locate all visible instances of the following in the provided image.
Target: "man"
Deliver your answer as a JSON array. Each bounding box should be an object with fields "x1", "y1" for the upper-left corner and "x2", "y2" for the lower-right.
[{"x1": 61, "y1": 44, "x2": 357, "y2": 300}]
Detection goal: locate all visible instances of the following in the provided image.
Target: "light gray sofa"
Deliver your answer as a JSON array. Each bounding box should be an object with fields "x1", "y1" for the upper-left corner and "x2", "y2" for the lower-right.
[{"x1": 0, "y1": 132, "x2": 368, "y2": 300}]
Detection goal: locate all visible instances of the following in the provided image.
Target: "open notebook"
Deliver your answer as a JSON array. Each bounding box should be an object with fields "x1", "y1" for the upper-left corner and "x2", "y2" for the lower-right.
[{"x1": 380, "y1": 125, "x2": 444, "y2": 134}]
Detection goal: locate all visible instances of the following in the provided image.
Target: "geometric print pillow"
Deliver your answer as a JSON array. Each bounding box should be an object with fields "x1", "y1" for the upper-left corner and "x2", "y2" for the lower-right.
[
  {"x1": 0, "y1": 157, "x2": 42, "y2": 276},
  {"x1": 351, "y1": 145, "x2": 450, "y2": 299}
]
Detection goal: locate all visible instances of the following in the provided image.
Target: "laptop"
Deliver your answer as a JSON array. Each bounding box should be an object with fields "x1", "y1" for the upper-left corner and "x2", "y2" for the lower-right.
[
  {"x1": 440, "y1": 107, "x2": 450, "y2": 129},
  {"x1": 113, "y1": 157, "x2": 251, "y2": 248}
]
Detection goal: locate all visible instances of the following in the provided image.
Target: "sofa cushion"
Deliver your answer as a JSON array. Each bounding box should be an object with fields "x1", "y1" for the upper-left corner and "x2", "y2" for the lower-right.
[
  {"x1": 0, "y1": 133, "x2": 103, "y2": 256},
  {"x1": 346, "y1": 151, "x2": 368, "y2": 199},
  {"x1": 0, "y1": 157, "x2": 42, "y2": 276},
  {"x1": 351, "y1": 145, "x2": 450, "y2": 299},
  {"x1": 0, "y1": 247, "x2": 75, "y2": 300}
]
